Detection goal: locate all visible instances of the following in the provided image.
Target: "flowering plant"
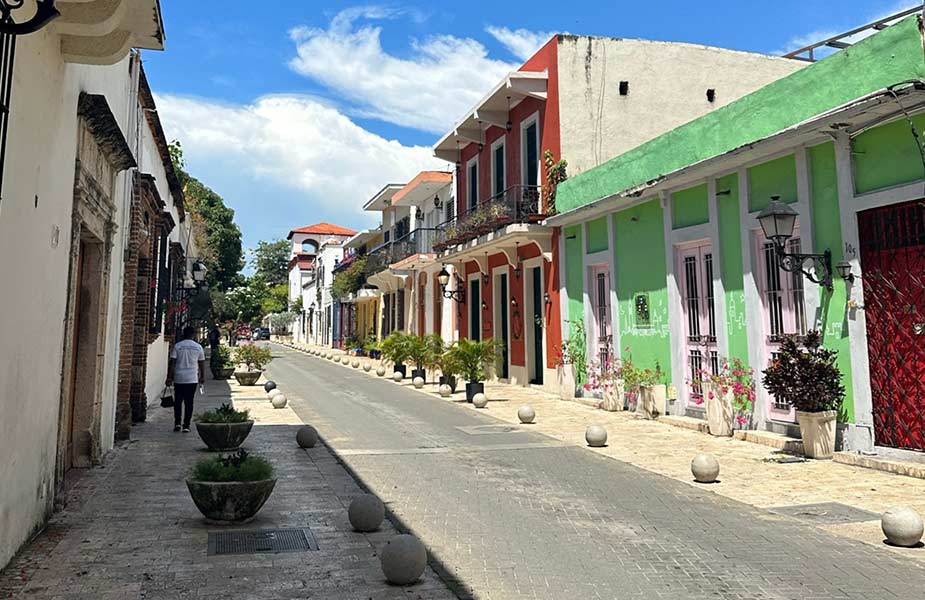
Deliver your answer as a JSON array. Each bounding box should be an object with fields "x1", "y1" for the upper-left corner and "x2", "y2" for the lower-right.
[
  {"x1": 694, "y1": 357, "x2": 755, "y2": 426},
  {"x1": 554, "y1": 320, "x2": 587, "y2": 382}
]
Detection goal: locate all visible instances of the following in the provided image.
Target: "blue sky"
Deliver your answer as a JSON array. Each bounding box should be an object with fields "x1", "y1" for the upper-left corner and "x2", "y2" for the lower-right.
[{"x1": 144, "y1": 0, "x2": 916, "y2": 254}]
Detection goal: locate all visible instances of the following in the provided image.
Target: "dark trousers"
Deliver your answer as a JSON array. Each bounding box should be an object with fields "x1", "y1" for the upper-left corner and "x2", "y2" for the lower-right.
[{"x1": 174, "y1": 383, "x2": 197, "y2": 427}]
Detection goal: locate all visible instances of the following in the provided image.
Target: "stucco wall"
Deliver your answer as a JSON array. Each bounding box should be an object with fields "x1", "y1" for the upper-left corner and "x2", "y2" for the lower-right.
[{"x1": 557, "y1": 36, "x2": 804, "y2": 178}]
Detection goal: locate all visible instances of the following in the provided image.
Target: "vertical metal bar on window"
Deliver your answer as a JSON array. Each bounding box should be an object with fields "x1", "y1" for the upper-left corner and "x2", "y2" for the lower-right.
[
  {"x1": 705, "y1": 252, "x2": 716, "y2": 339},
  {"x1": 0, "y1": 31, "x2": 15, "y2": 202},
  {"x1": 788, "y1": 238, "x2": 807, "y2": 335},
  {"x1": 764, "y1": 242, "x2": 784, "y2": 337},
  {"x1": 684, "y1": 256, "x2": 700, "y2": 340}
]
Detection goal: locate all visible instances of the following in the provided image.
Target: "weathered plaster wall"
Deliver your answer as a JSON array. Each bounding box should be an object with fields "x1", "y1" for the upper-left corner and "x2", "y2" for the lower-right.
[
  {"x1": 556, "y1": 36, "x2": 803, "y2": 179},
  {"x1": 747, "y1": 154, "x2": 797, "y2": 212},
  {"x1": 853, "y1": 113, "x2": 925, "y2": 194}
]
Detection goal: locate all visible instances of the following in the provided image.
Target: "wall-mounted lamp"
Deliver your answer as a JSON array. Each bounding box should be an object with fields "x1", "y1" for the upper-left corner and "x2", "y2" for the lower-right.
[
  {"x1": 437, "y1": 266, "x2": 466, "y2": 303},
  {"x1": 415, "y1": 207, "x2": 423, "y2": 221},
  {"x1": 505, "y1": 96, "x2": 513, "y2": 133},
  {"x1": 481, "y1": 301, "x2": 488, "y2": 311},
  {"x1": 482, "y1": 272, "x2": 490, "y2": 285},
  {"x1": 757, "y1": 196, "x2": 833, "y2": 290},
  {"x1": 544, "y1": 292, "x2": 552, "y2": 305},
  {"x1": 835, "y1": 260, "x2": 855, "y2": 283},
  {"x1": 433, "y1": 194, "x2": 442, "y2": 209},
  {"x1": 513, "y1": 263, "x2": 522, "y2": 279},
  {"x1": 510, "y1": 297, "x2": 518, "y2": 308}
]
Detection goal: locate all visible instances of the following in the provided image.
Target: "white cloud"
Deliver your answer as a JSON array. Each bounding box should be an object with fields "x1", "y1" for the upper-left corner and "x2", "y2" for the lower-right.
[
  {"x1": 155, "y1": 93, "x2": 444, "y2": 219},
  {"x1": 485, "y1": 26, "x2": 555, "y2": 61},
  {"x1": 287, "y1": 7, "x2": 518, "y2": 134}
]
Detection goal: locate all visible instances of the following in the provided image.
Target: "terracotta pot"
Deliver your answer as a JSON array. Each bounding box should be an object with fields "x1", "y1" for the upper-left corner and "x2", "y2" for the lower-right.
[
  {"x1": 186, "y1": 479, "x2": 276, "y2": 524},
  {"x1": 704, "y1": 383, "x2": 733, "y2": 437},
  {"x1": 233, "y1": 371, "x2": 261, "y2": 386},
  {"x1": 796, "y1": 410, "x2": 837, "y2": 459},
  {"x1": 195, "y1": 421, "x2": 254, "y2": 451}
]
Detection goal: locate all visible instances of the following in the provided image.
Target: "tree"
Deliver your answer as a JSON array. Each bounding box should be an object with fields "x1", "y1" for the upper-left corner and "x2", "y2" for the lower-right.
[
  {"x1": 260, "y1": 283, "x2": 289, "y2": 316},
  {"x1": 251, "y1": 239, "x2": 290, "y2": 287}
]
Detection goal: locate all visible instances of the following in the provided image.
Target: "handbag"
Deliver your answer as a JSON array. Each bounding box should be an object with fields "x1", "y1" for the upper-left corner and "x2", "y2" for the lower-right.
[{"x1": 160, "y1": 385, "x2": 175, "y2": 408}]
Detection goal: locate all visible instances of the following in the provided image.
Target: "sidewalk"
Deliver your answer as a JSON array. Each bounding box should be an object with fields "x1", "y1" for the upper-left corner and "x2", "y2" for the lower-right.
[
  {"x1": 293, "y1": 343, "x2": 925, "y2": 561},
  {"x1": 0, "y1": 376, "x2": 454, "y2": 599}
]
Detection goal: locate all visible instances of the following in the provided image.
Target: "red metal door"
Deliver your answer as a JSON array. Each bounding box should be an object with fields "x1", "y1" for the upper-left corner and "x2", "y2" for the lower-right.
[{"x1": 859, "y1": 199, "x2": 925, "y2": 451}]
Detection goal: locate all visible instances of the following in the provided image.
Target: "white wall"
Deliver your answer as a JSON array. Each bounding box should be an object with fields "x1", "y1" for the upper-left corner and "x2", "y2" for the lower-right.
[{"x1": 556, "y1": 36, "x2": 804, "y2": 177}]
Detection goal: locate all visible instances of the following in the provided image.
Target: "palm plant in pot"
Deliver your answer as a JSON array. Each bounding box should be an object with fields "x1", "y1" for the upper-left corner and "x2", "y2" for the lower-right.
[
  {"x1": 379, "y1": 331, "x2": 411, "y2": 377},
  {"x1": 194, "y1": 403, "x2": 254, "y2": 451},
  {"x1": 233, "y1": 344, "x2": 273, "y2": 386},
  {"x1": 186, "y1": 449, "x2": 276, "y2": 523},
  {"x1": 422, "y1": 334, "x2": 454, "y2": 389},
  {"x1": 406, "y1": 334, "x2": 429, "y2": 381},
  {"x1": 762, "y1": 331, "x2": 845, "y2": 459},
  {"x1": 449, "y1": 338, "x2": 499, "y2": 402},
  {"x1": 209, "y1": 345, "x2": 235, "y2": 380}
]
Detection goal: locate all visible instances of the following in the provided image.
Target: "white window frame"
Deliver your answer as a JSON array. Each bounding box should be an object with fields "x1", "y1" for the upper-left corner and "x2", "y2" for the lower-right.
[
  {"x1": 520, "y1": 111, "x2": 541, "y2": 187},
  {"x1": 466, "y1": 156, "x2": 480, "y2": 210},
  {"x1": 491, "y1": 137, "x2": 506, "y2": 198}
]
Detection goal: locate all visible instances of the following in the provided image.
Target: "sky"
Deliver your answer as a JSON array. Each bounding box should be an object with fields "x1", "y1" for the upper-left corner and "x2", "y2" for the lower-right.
[{"x1": 144, "y1": 0, "x2": 919, "y2": 254}]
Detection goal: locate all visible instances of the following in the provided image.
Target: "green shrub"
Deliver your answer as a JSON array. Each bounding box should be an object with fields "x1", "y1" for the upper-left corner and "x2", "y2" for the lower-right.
[
  {"x1": 234, "y1": 344, "x2": 273, "y2": 370},
  {"x1": 195, "y1": 403, "x2": 250, "y2": 424},
  {"x1": 191, "y1": 449, "x2": 273, "y2": 482},
  {"x1": 379, "y1": 331, "x2": 412, "y2": 365},
  {"x1": 762, "y1": 331, "x2": 845, "y2": 413},
  {"x1": 448, "y1": 338, "x2": 501, "y2": 382},
  {"x1": 210, "y1": 345, "x2": 233, "y2": 369}
]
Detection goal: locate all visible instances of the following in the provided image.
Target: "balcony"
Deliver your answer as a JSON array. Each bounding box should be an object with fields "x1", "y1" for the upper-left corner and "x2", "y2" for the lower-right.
[
  {"x1": 434, "y1": 185, "x2": 544, "y2": 252},
  {"x1": 390, "y1": 228, "x2": 437, "y2": 264}
]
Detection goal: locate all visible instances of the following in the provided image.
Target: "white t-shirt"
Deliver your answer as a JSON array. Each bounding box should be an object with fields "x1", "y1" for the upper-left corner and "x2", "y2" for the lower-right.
[{"x1": 171, "y1": 339, "x2": 205, "y2": 384}]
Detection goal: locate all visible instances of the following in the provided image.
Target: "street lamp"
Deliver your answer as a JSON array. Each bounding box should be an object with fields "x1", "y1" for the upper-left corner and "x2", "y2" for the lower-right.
[
  {"x1": 437, "y1": 266, "x2": 466, "y2": 302},
  {"x1": 756, "y1": 196, "x2": 833, "y2": 290},
  {"x1": 192, "y1": 261, "x2": 207, "y2": 282}
]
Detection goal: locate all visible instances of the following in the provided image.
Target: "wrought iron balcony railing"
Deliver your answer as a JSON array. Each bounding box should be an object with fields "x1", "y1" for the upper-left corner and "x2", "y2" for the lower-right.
[
  {"x1": 364, "y1": 241, "x2": 393, "y2": 277},
  {"x1": 390, "y1": 228, "x2": 437, "y2": 264},
  {"x1": 433, "y1": 184, "x2": 543, "y2": 252}
]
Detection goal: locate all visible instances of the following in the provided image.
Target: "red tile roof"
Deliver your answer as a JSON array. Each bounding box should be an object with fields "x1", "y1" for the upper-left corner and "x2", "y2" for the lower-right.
[{"x1": 287, "y1": 222, "x2": 357, "y2": 239}]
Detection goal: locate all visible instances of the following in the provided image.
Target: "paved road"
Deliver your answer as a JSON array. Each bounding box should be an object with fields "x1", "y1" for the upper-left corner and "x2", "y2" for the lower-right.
[{"x1": 267, "y1": 345, "x2": 925, "y2": 600}]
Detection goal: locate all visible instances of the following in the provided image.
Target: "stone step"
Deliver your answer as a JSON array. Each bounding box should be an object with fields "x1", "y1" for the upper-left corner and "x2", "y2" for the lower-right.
[
  {"x1": 660, "y1": 415, "x2": 709, "y2": 433},
  {"x1": 733, "y1": 429, "x2": 804, "y2": 454},
  {"x1": 834, "y1": 451, "x2": 925, "y2": 480}
]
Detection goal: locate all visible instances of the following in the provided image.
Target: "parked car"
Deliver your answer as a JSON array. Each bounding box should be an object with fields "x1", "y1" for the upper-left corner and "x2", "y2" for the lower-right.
[{"x1": 252, "y1": 327, "x2": 270, "y2": 340}]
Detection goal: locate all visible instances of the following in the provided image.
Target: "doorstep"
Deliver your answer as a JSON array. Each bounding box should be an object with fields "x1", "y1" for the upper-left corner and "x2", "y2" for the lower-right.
[
  {"x1": 834, "y1": 451, "x2": 925, "y2": 480},
  {"x1": 661, "y1": 415, "x2": 805, "y2": 453},
  {"x1": 660, "y1": 415, "x2": 709, "y2": 434}
]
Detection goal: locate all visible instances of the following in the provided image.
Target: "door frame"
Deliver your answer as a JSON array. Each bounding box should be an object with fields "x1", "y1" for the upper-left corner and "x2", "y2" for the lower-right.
[
  {"x1": 523, "y1": 256, "x2": 547, "y2": 385},
  {"x1": 676, "y1": 239, "x2": 719, "y2": 410},
  {"x1": 467, "y1": 272, "x2": 482, "y2": 341},
  {"x1": 492, "y1": 266, "x2": 511, "y2": 380}
]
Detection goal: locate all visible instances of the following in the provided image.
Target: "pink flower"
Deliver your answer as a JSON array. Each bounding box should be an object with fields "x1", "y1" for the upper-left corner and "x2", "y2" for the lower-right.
[
  {"x1": 736, "y1": 415, "x2": 749, "y2": 425},
  {"x1": 707, "y1": 391, "x2": 715, "y2": 400}
]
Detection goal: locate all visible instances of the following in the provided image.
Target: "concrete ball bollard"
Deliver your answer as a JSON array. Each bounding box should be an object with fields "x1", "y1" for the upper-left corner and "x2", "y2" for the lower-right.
[
  {"x1": 392, "y1": 371, "x2": 404, "y2": 382},
  {"x1": 472, "y1": 393, "x2": 488, "y2": 408},
  {"x1": 268, "y1": 388, "x2": 282, "y2": 399},
  {"x1": 271, "y1": 393, "x2": 288, "y2": 409},
  {"x1": 363, "y1": 363, "x2": 372, "y2": 372},
  {"x1": 413, "y1": 377, "x2": 425, "y2": 389},
  {"x1": 690, "y1": 453, "x2": 720, "y2": 483},
  {"x1": 585, "y1": 425, "x2": 608, "y2": 447},
  {"x1": 438, "y1": 384, "x2": 452, "y2": 397},
  {"x1": 376, "y1": 366, "x2": 386, "y2": 377},
  {"x1": 380, "y1": 535, "x2": 427, "y2": 586},
  {"x1": 352, "y1": 360, "x2": 360, "y2": 368},
  {"x1": 263, "y1": 380, "x2": 277, "y2": 393},
  {"x1": 296, "y1": 425, "x2": 319, "y2": 448},
  {"x1": 348, "y1": 494, "x2": 385, "y2": 532},
  {"x1": 518, "y1": 405, "x2": 536, "y2": 424},
  {"x1": 882, "y1": 506, "x2": 925, "y2": 547}
]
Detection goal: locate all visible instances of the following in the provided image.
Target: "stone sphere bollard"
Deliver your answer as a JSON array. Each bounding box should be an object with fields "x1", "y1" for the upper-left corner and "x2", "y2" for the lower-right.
[
  {"x1": 392, "y1": 371, "x2": 404, "y2": 382},
  {"x1": 271, "y1": 393, "x2": 288, "y2": 409},
  {"x1": 352, "y1": 360, "x2": 360, "y2": 368},
  {"x1": 380, "y1": 535, "x2": 427, "y2": 586},
  {"x1": 363, "y1": 363, "x2": 372, "y2": 372},
  {"x1": 585, "y1": 425, "x2": 607, "y2": 447},
  {"x1": 296, "y1": 425, "x2": 319, "y2": 448},
  {"x1": 413, "y1": 377, "x2": 425, "y2": 389},
  {"x1": 518, "y1": 405, "x2": 536, "y2": 424},
  {"x1": 882, "y1": 506, "x2": 924, "y2": 547},
  {"x1": 376, "y1": 366, "x2": 386, "y2": 377},
  {"x1": 690, "y1": 454, "x2": 720, "y2": 483},
  {"x1": 472, "y1": 393, "x2": 488, "y2": 408},
  {"x1": 348, "y1": 494, "x2": 385, "y2": 532},
  {"x1": 438, "y1": 384, "x2": 452, "y2": 397},
  {"x1": 263, "y1": 380, "x2": 277, "y2": 393},
  {"x1": 268, "y1": 388, "x2": 282, "y2": 399}
]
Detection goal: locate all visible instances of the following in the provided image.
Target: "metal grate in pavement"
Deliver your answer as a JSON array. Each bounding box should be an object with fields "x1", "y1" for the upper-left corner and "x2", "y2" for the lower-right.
[
  {"x1": 207, "y1": 528, "x2": 319, "y2": 556},
  {"x1": 456, "y1": 424, "x2": 525, "y2": 435},
  {"x1": 767, "y1": 502, "x2": 880, "y2": 525}
]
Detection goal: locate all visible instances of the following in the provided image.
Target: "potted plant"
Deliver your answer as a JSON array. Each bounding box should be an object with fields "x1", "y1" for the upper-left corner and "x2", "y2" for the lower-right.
[
  {"x1": 186, "y1": 449, "x2": 276, "y2": 523},
  {"x1": 233, "y1": 344, "x2": 273, "y2": 386},
  {"x1": 636, "y1": 361, "x2": 665, "y2": 420},
  {"x1": 448, "y1": 338, "x2": 499, "y2": 402},
  {"x1": 194, "y1": 403, "x2": 254, "y2": 451},
  {"x1": 421, "y1": 334, "x2": 449, "y2": 387},
  {"x1": 406, "y1": 334, "x2": 428, "y2": 381},
  {"x1": 209, "y1": 345, "x2": 235, "y2": 380},
  {"x1": 590, "y1": 355, "x2": 624, "y2": 412},
  {"x1": 555, "y1": 320, "x2": 586, "y2": 401},
  {"x1": 763, "y1": 331, "x2": 845, "y2": 459},
  {"x1": 694, "y1": 357, "x2": 755, "y2": 436},
  {"x1": 379, "y1": 331, "x2": 411, "y2": 377},
  {"x1": 363, "y1": 335, "x2": 380, "y2": 360}
]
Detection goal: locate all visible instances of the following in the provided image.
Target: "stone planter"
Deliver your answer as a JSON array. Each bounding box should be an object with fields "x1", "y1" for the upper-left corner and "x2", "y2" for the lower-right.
[
  {"x1": 211, "y1": 367, "x2": 235, "y2": 380},
  {"x1": 465, "y1": 382, "x2": 484, "y2": 403},
  {"x1": 601, "y1": 380, "x2": 625, "y2": 412},
  {"x1": 186, "y1": 479, "x2": 277, "y2": 524},
  {"x1": 195, "y1": 421, "x2": 255, "y2": 451},
  {"x1": 438, "y1": 375, "x2": 457, "y2": 393},
  {"x1": 637, "y1": 384, "x2": 666, "y2": 419},
  {"x1": 703, "y1": 383, "x2": 733, "y2": 437},
  {"x1": 556, "y1": 364, "x2": 576, "y2": 401},
  {"x1": 233, "y1": 371, "x2": 261, "y2": 386},
  {"x1": 796, "y1": 410, "x2": 838, "y2": 459}
]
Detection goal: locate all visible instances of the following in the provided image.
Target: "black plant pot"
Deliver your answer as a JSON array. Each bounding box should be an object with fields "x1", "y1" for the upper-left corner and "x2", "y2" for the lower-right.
[
  {"x1": 465, "y1": 382, "x2": 484, "y2": 403},
  {"x1": 394, "y1": 363, "x2": 407, "y2": 377},
  {"x1": 439, "y1": 375, "x2": 458, "y2": 393},
  {"x1": 411, "y1": 368, "x2": 426, "y2": 381}
]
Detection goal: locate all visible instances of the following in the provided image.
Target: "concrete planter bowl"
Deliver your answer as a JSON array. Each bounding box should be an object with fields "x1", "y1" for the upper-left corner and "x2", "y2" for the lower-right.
[
  {"x1": 233, "y1": 371, "x2": 261, "y2": 386},
  {"x1": 195, "y1": 421, "x2": 255, "y2": 452},
  {"x1": 211, "y1": 367, "x2": 235, "y2": 380},
  {"x1": 186, "y1": 479, "x2": 276, "y2": 524}
]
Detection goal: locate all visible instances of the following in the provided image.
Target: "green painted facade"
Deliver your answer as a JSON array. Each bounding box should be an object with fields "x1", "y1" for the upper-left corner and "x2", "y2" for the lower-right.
[
  {"x1": 564, "y1": 225, "x2": 584, "y2": 324},
  {"x1": 671, "y1": 184, "x2": 709, "y2": 229},
  {"x1": 586, "y1": 216, "x2": 608, "y2": 254},
  {"x1": 716, "y1": 173, "x2": 749, "y2": 364},
  {"x1": 747, "y1": 154, "x2": 797, "y2": 212},
  {"x1": 853, "y1": 113, "x2": 925, "y2": 194},
  {"x1": 614, "y1": 200, "x2": 671, "y2": 383},
  {"x1": 555, "y1": 15, "x2": 925, "y2": 214}
]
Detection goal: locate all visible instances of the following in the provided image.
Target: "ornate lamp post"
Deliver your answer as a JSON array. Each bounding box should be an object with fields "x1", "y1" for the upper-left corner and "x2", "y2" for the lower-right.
[{"x1": 756, "y1": 196, "x2": 833, "y2": 290}]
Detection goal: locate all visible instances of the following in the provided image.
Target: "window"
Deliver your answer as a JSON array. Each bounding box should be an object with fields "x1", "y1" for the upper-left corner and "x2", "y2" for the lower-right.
[
  {"x1": 445, "y1": 195, "x2": 455, "y2": 222},
  {"x1": 492, "y1": 140, "x2": 505, "y2": 197},
  {"x1": 467, "y1": 159, "x2": 479, "y2": 210},
  {"x1": 521, "y1": 117, "x2": 539, "y2": 186}
]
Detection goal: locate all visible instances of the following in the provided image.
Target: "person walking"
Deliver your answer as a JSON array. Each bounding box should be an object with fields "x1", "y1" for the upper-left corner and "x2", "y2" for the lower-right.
[
  {"x1": 207, "y1": 326, "x2": 221, "y2": 350},
  {"x1": 166, "y1": 326, "x2": 205, "y2": 432}
]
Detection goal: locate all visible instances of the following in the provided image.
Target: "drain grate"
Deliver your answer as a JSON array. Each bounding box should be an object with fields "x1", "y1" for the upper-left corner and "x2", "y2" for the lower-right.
[
  {"x1": 207, "y1": 528, "x2": 319, "y2": 556},
  {"x1": 456, "y1": 424, "x2": 525, "y2": 435},
  {"x1": 767, "y1": 502, "x2": 880, "y2": 525}
]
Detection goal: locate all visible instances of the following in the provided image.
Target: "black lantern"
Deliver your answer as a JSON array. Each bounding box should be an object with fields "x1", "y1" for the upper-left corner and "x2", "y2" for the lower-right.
[
  {"x1": 433, "y1": 194, "x2": 442, "y2": 209},
  {"x1": 835, "y1": 260, "x2": 855, "y2": 283},
  {"x1": 505, "y1": 96, "x2": 513, "y2": 133},
  {"x1": 757, "y1": 195, "x2": 833, "y2": 290},
  {"x1": 437, "y1": 266, "x2": 465, "y2": 302}
]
